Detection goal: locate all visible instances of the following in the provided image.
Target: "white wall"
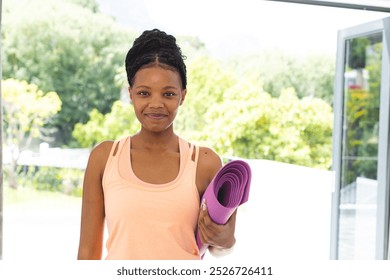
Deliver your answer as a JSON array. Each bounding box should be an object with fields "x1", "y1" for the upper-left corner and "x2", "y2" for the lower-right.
[{"x1": 205, "y1": 159, "x2": 333, "y2": 261}]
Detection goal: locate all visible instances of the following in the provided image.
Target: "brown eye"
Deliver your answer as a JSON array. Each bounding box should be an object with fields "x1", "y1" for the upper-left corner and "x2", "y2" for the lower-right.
[
  {"x1": 138, "y1": 91, "x2": 149, "y2": 96},
  {"x1": 164, "y1": 92, "x2": 176, "y2": 97}
]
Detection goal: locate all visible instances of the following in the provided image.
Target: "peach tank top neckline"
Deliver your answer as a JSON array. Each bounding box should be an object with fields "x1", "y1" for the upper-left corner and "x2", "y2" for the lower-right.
[{"x1": 116, "y1": 136, "x2": 191, "y2": 189}]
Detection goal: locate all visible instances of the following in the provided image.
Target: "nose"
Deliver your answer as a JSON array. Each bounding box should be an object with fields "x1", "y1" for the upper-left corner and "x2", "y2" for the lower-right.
[{"x1": 148, "y1": 94, "x2": 164, "y2": 108}]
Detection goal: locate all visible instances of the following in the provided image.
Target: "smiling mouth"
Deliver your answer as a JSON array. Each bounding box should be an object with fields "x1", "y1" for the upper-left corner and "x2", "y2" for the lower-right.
[{"x1": 146, "y1": 113, "x2": 167, "y2": 120}]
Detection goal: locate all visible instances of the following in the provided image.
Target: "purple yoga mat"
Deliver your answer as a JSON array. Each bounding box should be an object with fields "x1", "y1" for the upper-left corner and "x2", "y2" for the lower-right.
[{"x1": 196, "y1": 159, "x2": 251, "y2": 257}]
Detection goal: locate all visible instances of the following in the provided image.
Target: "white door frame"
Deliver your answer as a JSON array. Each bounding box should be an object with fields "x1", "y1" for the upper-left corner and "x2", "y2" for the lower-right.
[{"x1": 330, "y1": 17, "x2": 390, "y2": 260}]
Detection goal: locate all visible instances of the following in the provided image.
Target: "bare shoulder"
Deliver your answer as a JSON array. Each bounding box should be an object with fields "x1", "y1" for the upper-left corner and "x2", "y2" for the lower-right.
[
  {"x1": 91, "y1": 140, "x2": 115, "y2": 158},
  {"x1": 196, "y1": 146, "x2": 223, "y2": 195},
  {"x1": 86, "y1": 140, "x2": 115, "y2": 172},
  {"x1": 198, "y1": 146, "x2": 222, "y2": 171}
]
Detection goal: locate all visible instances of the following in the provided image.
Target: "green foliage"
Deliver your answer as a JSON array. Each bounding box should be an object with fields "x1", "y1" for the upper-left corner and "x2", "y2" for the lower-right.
[
  {"x1": 228, "y1": 50, "x2": 335, "y2": 105},
  {"x1": 3, "y1": 0, "x2": 335, "y2": 170},
  {"x1": 2, "y1": 78, "x2": 62, "y2": 146},
  {"x1": 64, "y1": 0, "x2": 99, "y2": 12},
  {"x1": 179, "y1": 55, "x2": 333, "y2": 169},
  {"x1": 2, "y1": 0, "x2": 136, "y2": 145},
  {"x1": 202, "y1": 82, "x2": 333, "y2": 169},
  {"x1": 175, "y1": 56, "x2": 235, "y2": 140},
  {"x1": 348, "y1": 37, "x2": 369, "y2": 69},
  {"x1": 176, "y1": 35, "x2": 208, "y2": 62},
  {"x1": 72, "y1": 100, "x2": 140, "y2": 147},
  {"x1": 2, "y1": 78, "x2": 62, "y2": 188},
  {"x1": 15, "y1": 166, "x2": 84, "y2": 197}
]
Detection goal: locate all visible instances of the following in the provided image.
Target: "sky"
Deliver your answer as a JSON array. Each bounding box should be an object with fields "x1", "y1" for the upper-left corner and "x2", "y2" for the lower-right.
[{"x1": 96, "y1": 0, "x2": 390, "y2": 57}]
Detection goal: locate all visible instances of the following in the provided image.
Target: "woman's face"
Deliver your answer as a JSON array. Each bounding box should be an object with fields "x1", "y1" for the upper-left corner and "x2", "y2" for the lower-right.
[{"x1": 129, "y1": 65, "x2": 186, "y2": 133}]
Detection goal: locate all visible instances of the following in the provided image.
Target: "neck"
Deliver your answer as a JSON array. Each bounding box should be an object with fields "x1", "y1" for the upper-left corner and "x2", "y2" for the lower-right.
[{"x1": 133, "y1": 126, "x2": 178, "y2": 150}]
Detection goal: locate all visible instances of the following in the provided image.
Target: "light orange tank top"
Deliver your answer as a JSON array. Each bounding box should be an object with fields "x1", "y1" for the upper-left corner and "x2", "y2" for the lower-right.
[{"x1": 102, "y1": 136, "x2": 201, "y2": 260}]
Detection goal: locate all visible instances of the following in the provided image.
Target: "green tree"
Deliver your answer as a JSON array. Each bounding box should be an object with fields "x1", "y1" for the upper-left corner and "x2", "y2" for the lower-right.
[
  {"x1": 65, "y1": 0, "x2": 99, "y2": 12},
  {"x1": 175, "y1": 55, "x2": 235, "y2": 140},
  {"x1": 2, "y1": 79, "x2": 62, "y2": 188},
  {"x1": 203, "y1": 81, "x2": 333, "y2": 169},
  {"x1": 228, "y1": 50, "x2": 335, "y2": 104},
  {"x1": 2, "y1": 0, "x2": 136, "y2": 146},
  {"x1": 72, "y1": 100, "x2": 140, "y2": 147},
  {"x1": 176, "y1": 35, "x2": 208, "y2": 62}
]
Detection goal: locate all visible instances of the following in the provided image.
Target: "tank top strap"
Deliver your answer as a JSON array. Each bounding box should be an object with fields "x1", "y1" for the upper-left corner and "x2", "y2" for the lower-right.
[
  {"x1": 103, "y1": 136, "x2": 128, "y2": 186},
  {"x1": 178, "y1": 137, "x2": 190, "y2": 163},
  {"x1": 193, "y1": 144, "x2": 200, "y2": 163},
  {"x1": 178, "y1": 137, "x2": 200, "y2": 165},
  {"x1": 116, "y1": 136, "x2": 129, "y2": 156},
  {"x1": 106, "y1": 136, "x2": 128, "y2": 158}
]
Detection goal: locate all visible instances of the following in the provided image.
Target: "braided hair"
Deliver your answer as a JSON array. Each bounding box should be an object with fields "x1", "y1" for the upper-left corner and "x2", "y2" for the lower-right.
[{"x1": 125, "y1": 29, "x2": 187, "y2": 89}]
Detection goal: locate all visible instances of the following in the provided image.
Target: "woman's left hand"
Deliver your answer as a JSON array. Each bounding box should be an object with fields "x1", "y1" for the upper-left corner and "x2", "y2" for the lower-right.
[{"x1": 197, "y1": 199, "x2": 236, "y2": 250}]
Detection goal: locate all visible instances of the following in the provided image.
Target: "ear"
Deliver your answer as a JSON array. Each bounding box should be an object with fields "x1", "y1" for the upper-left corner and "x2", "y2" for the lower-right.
[{"x1": 180, "y1": 89, "x2": 187, "y2": 106}]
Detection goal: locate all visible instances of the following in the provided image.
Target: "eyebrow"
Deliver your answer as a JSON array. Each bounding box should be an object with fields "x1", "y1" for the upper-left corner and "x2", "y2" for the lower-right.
[{"x1": 135, "y1": 85, "x2": 180, "y2": 90}]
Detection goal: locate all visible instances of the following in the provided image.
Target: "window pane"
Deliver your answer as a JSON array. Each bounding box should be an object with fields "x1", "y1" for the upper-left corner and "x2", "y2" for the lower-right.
[{"x1": 338, "y1": 33, "x2": 382, "y2": 259}]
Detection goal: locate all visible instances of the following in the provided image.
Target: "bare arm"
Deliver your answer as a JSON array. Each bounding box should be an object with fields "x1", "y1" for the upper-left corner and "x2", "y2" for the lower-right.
[
  {"x1": 77, "y1": 141, "x2": 113, "y2": 260},
  {"x1": 196, "y1": 147, "x2": 236, "y2": 253}
]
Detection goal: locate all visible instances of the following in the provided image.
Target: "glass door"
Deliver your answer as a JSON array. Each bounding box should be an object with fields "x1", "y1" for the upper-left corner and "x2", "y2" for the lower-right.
[{"x1": 331, "y1": 17, "x2": 390, "y2": 260}]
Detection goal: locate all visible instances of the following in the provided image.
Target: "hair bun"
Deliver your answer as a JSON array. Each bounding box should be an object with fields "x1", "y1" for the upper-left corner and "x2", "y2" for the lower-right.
[{"x1": 125, "y1": 29, "x2": 187, "y2": 89}]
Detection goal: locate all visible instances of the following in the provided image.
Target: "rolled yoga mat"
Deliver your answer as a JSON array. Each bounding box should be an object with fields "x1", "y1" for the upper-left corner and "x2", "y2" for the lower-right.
[{"x1": 196, "y1": 159, "x2": 252, "y2": 257}]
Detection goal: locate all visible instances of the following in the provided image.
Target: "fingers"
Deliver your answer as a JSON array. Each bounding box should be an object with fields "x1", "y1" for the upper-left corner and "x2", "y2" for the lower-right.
[
  {"x1": 197, "y1": 200, "x2": 237, "y2": 249},
  {"x1": 198, "y1": 199, "x2": 211, "y2": 225},
  {"x1": 197, "y1": 199, "x2": 224, "y2": 247},
  {"x1": 197, "y1": 199, "x2": 209, "y2": 244},
  {"x1": 198, "y1": 199, "x2": 213, "y2": 246}
]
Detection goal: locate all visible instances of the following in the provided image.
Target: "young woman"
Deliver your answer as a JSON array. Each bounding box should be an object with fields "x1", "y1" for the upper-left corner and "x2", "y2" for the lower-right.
[{"x1": 77, "y1": 29, "x2": 236, "y2": 260}]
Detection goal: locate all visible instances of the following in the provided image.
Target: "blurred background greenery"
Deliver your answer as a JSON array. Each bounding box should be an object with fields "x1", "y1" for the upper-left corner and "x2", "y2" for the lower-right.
[{"x1": 2, "y1": 0, "x2": 335, "y2": 198}]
